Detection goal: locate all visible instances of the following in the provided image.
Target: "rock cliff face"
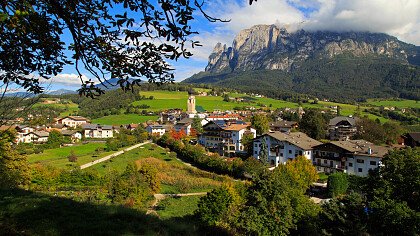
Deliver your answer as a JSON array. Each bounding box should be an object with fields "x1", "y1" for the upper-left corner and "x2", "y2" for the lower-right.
[{"x1": 205, "y1": 24, "x2": 418, "y2": 73}]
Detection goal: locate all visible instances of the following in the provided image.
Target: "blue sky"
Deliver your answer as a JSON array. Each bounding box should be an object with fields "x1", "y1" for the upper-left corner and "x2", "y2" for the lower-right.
[{"x1": 35, "y1": 0, "x2": 420, "y2": 92}]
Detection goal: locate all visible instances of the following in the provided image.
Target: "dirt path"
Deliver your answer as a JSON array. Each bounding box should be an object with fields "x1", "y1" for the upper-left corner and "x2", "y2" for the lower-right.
[
  {"x1": 80, "y1": 141, "x2": 151, "y2": 169},
  {"x1": 146, "y1": 192, "x2": 208, "y2": 216}
]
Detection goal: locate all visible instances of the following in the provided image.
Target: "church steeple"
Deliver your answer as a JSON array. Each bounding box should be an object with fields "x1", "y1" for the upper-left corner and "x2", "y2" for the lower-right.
[{"x1": 187, "y1": 94, "x2": 196, "y2": 114}]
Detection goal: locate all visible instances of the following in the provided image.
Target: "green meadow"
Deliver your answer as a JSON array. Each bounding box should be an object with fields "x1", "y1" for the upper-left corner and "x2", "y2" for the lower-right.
[
  {"x1": 28, "y1": 143, "x2": 113, "y2": 169},
  {"x1": 156, "y1": 195, "x2": 202, "y2": 219},
  {"x1": 91, "y1": 114, "x2": 158, "y2": 125},
  {"x1": 367, "y1": 99, "x2": 420, "y2": 109},
  {"x1": 89, "y1": 143, "x2": 233, "y2": 194},
  {"x1": 34, "y1": 99, "x2": 80, "y2": 117},
  {"x1": 132, "y1": 90, "x2": 400, "y2": 122}
]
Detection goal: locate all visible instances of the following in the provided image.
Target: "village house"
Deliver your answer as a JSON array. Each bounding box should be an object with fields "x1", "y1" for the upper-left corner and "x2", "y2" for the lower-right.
[
  {"x1": 269, "y1": 120, "x2": 298, "y2": 133},
  {"x1": 328, "y1": 116, "x2": 358, "y2": 141},
  {"x1": 56, "y1": 116, "x2": 90, "y2": 128},
  {"x1": 24, "y1": 131, "x2": 49, "y2": 143},
  {"x1": 82, "y1": 124, "x2": 114, "y2": 138},
  {"x1": 61, "y1": 130, "x2": 83, "y2": 142},
  {"x1": 312, "y1": 140, "x2": 391, "y2": 177},
  {"x1": 199, "y1": 120, "x2": 256, "y2": 157},
  {"x1": 45, "y1": 124, "x2": 69, "y2": 132},
  {"x1": 146, "y1": 125, "x2": 171, "y2": 137},
  {"x1": 14, "y1": 125, "x2": 35, "y2": 143},
  {"x1": 174, "y1": 118, "x2": 193, "y2": 135},
  {"x1": 253, "y1": 131, "x2": 322, "y2": 167}
]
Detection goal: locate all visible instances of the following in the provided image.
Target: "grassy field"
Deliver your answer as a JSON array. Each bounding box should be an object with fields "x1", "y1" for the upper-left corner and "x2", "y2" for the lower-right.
[
  {"x1": 367, "y1": 99, "x2": 420, "y2": 108},
  {"x1": 89, "y1": 143, "x2": 234, "y2": 193},
  {"x1": 133, "y1": 90, "x2": 393, "y2": 122},
  {"x1": 91, "y1": 114, "x2": 158, "y2": 125},
  {"x1": 33, "y1": 99, "x2": 79, "y2": 117},
  {"x1": 134, "y1": 90, "x2": 298, "y2": 112},
  {"x1": 156, "y1": 196, "x2": 201, "y2": 219},
  {"x1": 0, "y1": 189, "x2": 203, "y2": 235},
  {"x1": 27, "y1": 143, "x2": 114, "y2": 169}
]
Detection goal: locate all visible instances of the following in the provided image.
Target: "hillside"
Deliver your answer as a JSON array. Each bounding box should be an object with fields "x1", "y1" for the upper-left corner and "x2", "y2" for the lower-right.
[{"x1": 184, "y1": 25, "x2": 420, "y2": 101}]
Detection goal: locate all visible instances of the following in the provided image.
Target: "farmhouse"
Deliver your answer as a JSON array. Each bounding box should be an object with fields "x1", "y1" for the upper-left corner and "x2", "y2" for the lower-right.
[
  {"x1": 24, "y1": 131, "x2": 49, "y2": 143},
  {"x1": 253, "y1": 131, "x2": 322, "y2": 167},
  {"x1": 174, "y1": 118, "x2": 193, "y2": 135},
  {"x1": 146, "y1": 125, "x2": 171, "y2": 137},
  {"x1": 61, "y1": 130, "x2": 83, "y2": 142},
  {"x1": 328, "y1": 116, "x2": 358, "y2": 141},
  {"x1": 57, "y1": 116, "x2": 90, "y2": 128},
  {"x1": 269, "y1": 120, "x2": 298, "y2": 133},
  {"x1": 82, "y1": 124, "x2": 114, "y2": 138},
  {"x1": 199, "y1": 120, "x2": 256, "y2": 157},
  {"x1": 313, "y1": 140, "x2": 391, "y2": 177}
]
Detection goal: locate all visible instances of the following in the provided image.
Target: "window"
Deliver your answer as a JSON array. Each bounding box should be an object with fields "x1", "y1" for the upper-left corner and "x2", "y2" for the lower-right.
[
  {"x1": 289, "y1": 150, "x2": 292, "y2": 154},
  {"x1": 357, "y1": 159, "x2": 364, "y2": 164},
  {"x1": 324, "y1": 160, "x2": 327, "y2": 164},
  {"x1": 299, "y1": 151, "x2": 303, "y2": 156},
  {"x1": 370, "y1": 161, "x2": 377, "y2": 165},
  {"x1": 254, "y1": 151, "x2": 257, "y2": 154},
  {"x1": 348, "y1": 163, "x2": 353, "y2": 167},
  {"x1": 254, "y1": 144, "x2": 257, "y2": 147},
  {"x1": 233, "y1": 133, "x2": 236, "y2": 136},
  {"x1": 358, "y1": 168, "x2": 363, "y2": 172},
  {"x1": 280, "y1": 153, "x2": 283, "y2": 157}
]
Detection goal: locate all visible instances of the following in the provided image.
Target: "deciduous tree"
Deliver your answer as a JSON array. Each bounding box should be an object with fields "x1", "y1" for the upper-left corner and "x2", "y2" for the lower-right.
[{"x1": 0, "y1": 1, "x2": 229, "y2": 96}]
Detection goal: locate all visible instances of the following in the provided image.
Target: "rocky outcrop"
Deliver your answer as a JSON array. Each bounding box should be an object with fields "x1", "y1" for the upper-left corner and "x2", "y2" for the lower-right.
[{"x1": 205, "y1": 25, "x2": 418, "y2": 73}]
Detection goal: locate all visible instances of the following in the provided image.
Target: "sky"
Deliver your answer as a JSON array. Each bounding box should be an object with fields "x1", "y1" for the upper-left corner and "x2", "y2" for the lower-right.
[{"x1": 31, "y1": 0, "x2": 420, "y2": 92}]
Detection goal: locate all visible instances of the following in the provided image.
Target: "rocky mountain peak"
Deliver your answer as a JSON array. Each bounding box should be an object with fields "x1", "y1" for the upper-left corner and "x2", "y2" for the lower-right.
[{"x1": 205, "y1": 24, "x2": 418, "y2": 73}]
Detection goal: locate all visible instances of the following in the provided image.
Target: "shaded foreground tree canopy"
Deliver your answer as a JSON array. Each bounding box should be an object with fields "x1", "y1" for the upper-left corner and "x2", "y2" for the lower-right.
[{"x1": 0, "y1": 0, "x2": 234, "y2": 97}]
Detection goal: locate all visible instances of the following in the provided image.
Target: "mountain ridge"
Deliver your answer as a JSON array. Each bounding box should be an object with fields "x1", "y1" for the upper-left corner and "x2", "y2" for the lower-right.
[{"x1": 184, "y1": 25, "x2": 419, "y2": 101}]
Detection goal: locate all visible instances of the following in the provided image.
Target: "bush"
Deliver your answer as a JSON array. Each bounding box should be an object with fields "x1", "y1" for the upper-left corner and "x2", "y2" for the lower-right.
[
  {"x1": 328, "y1": 172, "x2": 349, "y2": 198},
  {"x1": 68, "y1": 150, "x2": 78, "y2": 162}
]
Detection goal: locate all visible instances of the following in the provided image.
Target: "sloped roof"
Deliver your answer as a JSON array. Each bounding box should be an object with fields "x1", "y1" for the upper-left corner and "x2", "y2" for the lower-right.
[
  {"x1": 176, "y1": 118, "x2": 193, "y2": 125},
  {"x1": 224, "y1": 124, "x2": 250, "y2": 131},
  {"x1": 28, "y1": 131, "x2": 49, "y2": 137},
  {"x1": 0, "y1": 125, "x2": 17, "y2": 131},
  {"x1": 265, "y1": 131, "x2": 322, "y2": 150},
  {"x1": 82, "y1": 124, "x2": 113, "y2": 130},
  {"x1": 325, "y1": 140, "x2": 391, "y2": 158},
  {"x1": 329, "y1": 116, "x2": 357, "y2": 126},
  {"x1": 269, "y1": 120, "x2": 297, "y2": 128},
  {"x1": 407, "y1": 132, "x2": 420, "y2": 142},
  {"x1": 60, "y1": 130, "x2": 80, "y2": 136}
]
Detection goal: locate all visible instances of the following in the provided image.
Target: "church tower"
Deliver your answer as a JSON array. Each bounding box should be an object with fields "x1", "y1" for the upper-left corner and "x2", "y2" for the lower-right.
[{"x1": 187, "y1": 95, "x2": 196, "y2": 114}]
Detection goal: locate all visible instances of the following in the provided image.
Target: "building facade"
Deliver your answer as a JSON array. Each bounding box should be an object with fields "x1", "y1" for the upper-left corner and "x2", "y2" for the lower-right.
[
  {"x1": 253, "y1": 131, "x2": 321, "y2": 166},
  {"x1": 313, "y1": 140, "x2": 390, "y2": 177}
]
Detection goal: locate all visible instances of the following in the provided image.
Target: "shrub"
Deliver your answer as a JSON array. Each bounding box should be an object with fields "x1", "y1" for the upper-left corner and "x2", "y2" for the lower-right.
[
  {"x1": 68, "y1": 150, "x2": 78, "y2": 162},
  {"x1": 328, "y1": 172, "x2": 349, "y2": 198}
]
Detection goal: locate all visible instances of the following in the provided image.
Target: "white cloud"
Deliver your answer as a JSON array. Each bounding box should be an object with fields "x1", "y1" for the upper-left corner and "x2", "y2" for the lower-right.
[
  {"x1": 194, "y1": 0, "x2": 420, "y2": 58},
  {"x1": 43, "y1": 73, "x2": 96, "y2": 87},
  {"x1": 303, "y1": 0, "x2": 420, "y2": 45}
]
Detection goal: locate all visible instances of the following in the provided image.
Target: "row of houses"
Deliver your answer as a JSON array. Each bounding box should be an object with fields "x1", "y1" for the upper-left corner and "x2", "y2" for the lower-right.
[
  {"x1": 0, "y1": 123, "x2": 115, "y2": 144},
  {"x1": 252, "y1": 131, "x2": 395, "y2": 177}
]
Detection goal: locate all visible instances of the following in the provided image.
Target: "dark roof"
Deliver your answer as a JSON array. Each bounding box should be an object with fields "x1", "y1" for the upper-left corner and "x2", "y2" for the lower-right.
[
  {"x1": 264, "y1": 131, "x2": 322, "y2": 150},
  {"x1": 176, "y1": 118, "x2": 193, "y2": 125},
  {"x1": 82, "y1": 124, "x2": 113, "y2": 130},
  {"x1": 314, "y1": 140, "x2": 391, "y2": 158},
  {"x1": 269, "y1": 120, "x2": 297, "y2": 128},
  {"x1": 407, "y1": 132, "x2": 420, "y2": 142},
  {"x1": 329, "y1": 116, "x2": 357, "y2": 126}
]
